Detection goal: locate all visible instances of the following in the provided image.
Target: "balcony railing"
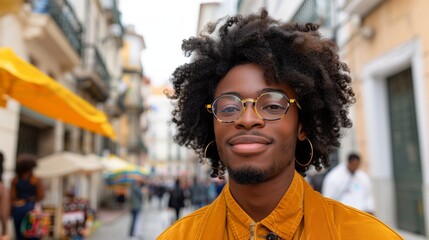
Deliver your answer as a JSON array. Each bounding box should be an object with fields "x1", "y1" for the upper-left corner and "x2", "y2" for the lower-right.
[
  {"x1": 77, "y1": 45, "x2": 111, "y2": 101},
  {"x1": 92, "y1": 45, "x2": 111, "y2": 89},
  {"x1": 32, "y1": 0, "x2": 83, "y2": 56},
  {"x1": 102, "y1": 0, "x2": 124, "y2": 37},
  {"x1": 341, "y1": 0, "x2": 385, "y2": 17},
  {"x1": 292, "y1": 0, "x2": 332, "y2": 28}
]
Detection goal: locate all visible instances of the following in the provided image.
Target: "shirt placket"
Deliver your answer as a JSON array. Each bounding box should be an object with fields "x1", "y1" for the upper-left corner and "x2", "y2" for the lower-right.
[{"x1": 249, "y1": 221, "x2": 273, "y2": 240}]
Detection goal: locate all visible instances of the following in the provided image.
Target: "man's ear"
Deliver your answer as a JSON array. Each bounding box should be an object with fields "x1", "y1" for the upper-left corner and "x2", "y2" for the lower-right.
[{"x1": 297, "y1": 122, "x2": 306, "y2": 141}]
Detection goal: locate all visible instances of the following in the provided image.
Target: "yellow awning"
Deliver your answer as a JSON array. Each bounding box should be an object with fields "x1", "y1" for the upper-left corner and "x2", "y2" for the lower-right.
[
  {"x1": 0, "y1": 47, "x2": 116, "y2": 139},
  {"x1": 101, "y1": 155, "x2": 149, "y2": 174}
]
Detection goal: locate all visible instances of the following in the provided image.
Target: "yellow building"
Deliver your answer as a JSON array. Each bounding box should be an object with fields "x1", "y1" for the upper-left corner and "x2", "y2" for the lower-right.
[
  {"x1": 340, "y1": 0, "x2": 429, "y2": 238},
  {"x1": 116, "y1": 25, "x2": 147, "y2": 165}
]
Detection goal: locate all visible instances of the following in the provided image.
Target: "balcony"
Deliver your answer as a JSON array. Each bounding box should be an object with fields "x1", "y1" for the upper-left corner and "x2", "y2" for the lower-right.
[
  {"x1": 77, "y1": 45, "x2": 111, "y2": 102},
  {"x1": 102, "y1": 0, "x2": 124, "y2": 46},
  {"x1": 340, "y1": 0, "x2": 385, "y2": 17},
  {"x1": 292, "y1": 0, "x2": 334, "y2": 39},
  {"x1": 23, "y1": 0, "x2": 83, "y2": 71}
]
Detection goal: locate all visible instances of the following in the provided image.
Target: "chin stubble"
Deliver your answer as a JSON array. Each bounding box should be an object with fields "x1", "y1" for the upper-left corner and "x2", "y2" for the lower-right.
[
  {"x1": 227, "y1": 158, "x2": 293, "y2": 185},
  {"x1": 228, "y1": 166, "x2": 266, "y2": 184}
]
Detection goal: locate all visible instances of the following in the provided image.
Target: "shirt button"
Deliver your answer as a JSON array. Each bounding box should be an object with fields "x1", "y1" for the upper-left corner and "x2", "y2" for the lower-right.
[{"x1": 266, "y1": 232, "x2": 278, "y2": 240}]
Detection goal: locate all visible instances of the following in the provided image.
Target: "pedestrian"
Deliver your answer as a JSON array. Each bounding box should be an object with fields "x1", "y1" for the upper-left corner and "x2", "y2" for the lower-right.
[
  {"x1": 62, "y1": 187, "x2": 93, "y2": 240},
  {"x1": 0, "y1": 152, "x2": 8, "y2": 240},
  {"x1": 322, "y1": 153, "x2": 375, "y2": 214},
  {"x1": 307, "y1": 168, "x2": 327, "y2": 193},
  {"x1": 157, "y1": 9, "x2": 402, "y2": 239},
  {"x1": 167, "y1": 178, "x2": 185, "y2": 222},
  {"x1": 214, "y1": 179, "x2": 226, "y2": 197},
  {"x1": 148, "y1": 181, "x2": 156, "y2": 203},
  {"x1": 10, "y1": 153, "x2": 45, "y2": 240},
  {"x1": 206, "y1": 180, "x2": 217, "y2": 203},
  {"x1": 155, "y1": 182, "x2": 166, "y2": 209},
  {"x1": 114, "y1": 187, "x2": 126, "y2": 208},
  {"x1": 189, "y1": 177, "x2": 208, "y2": 210},
  {"x1": 128, "y1": 180, "x2": 144, "y2": 239}
]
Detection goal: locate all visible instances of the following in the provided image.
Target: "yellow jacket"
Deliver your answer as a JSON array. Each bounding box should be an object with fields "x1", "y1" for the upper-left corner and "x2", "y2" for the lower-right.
[{"x1": 158, "y1": 171, "x2": 403, "y2": 239}]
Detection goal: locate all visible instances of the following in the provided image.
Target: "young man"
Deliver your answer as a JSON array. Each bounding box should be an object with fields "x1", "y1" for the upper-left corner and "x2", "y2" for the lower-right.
[{"x1": 158, "y1": 9, "x2": 402, "y2": 240}]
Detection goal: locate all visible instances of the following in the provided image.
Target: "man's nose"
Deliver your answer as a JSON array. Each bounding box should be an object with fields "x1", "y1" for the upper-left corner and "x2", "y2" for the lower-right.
[{"x1": 234, "y1": 102, "x2": 265, "y2": 129}]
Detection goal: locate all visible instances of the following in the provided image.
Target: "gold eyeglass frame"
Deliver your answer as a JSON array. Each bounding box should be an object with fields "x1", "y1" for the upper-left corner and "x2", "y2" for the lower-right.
[{"x1": 206, "y1": 92, "x2": 301, "y2": 123}]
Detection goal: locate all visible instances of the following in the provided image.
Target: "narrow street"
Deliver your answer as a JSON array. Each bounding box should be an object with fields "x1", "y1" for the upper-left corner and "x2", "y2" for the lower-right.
[{"x1": 88, "y1": 197, "x2": 193, "y2": 240}]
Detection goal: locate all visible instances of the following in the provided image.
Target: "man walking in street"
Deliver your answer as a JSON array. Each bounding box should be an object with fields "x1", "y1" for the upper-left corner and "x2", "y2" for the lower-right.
[
  {"x1": 189, "y1": 177, "x2": 208, "y2": 210},
  {"x1": 128, "y1": 181, "x2": 143, "y2": 239},
  {"x1": 322, "y1": 153, "x2": 375, "y2": 214},
  {"x1": 167, "y1": 179, "x2": 185, "y2": 223}
]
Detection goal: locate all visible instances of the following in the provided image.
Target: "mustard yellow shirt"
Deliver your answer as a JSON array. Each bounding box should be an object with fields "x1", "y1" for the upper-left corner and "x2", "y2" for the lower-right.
[{"x1": 157, "y1": 171, "x2": 403, "y2": 240}]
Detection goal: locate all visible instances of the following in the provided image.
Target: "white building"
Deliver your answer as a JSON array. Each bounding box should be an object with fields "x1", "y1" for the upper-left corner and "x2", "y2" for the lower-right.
[{"x1": 144, "y1": 86, "x2": 199, "y2": 180}]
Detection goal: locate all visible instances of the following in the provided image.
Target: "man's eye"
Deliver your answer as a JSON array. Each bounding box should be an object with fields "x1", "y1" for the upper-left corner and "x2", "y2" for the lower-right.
[
  {"x1": 263, "y1": 104, "x2": 285, "y2": 110},
  {"x1": 261, "y1": 104, "x2": 286, "y2": 114},
  {"x1": 220, "y1": 106, "x2": 240, "y2": 113}
]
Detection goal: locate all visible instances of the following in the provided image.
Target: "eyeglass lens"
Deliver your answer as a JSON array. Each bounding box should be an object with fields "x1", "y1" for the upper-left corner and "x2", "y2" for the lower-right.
[{"x1": 212, "y1": 92, "x2": 290, "y2": 122}]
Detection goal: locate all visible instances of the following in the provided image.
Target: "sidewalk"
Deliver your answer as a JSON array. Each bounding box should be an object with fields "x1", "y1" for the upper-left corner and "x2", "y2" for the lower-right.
[
  {"x1": 96, "y1": 208, "x2": 127, "y2": 224},
  {"x1": 88, "y1": 197, "x2": 193, "y2": 240}
]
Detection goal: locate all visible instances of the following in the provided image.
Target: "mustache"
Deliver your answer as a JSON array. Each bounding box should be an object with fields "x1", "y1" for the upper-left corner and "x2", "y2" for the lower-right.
[{"x1": 228, "y1": 131, "x2": 274, "y2": 143}]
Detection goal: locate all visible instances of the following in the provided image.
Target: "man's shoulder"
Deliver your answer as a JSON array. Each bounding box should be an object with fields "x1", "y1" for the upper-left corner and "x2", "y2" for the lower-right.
[
  {"x1": 355, "y1": 169, "x2": 371, "y2": 180},
  {"x1": 325, "y1": 199, "x2": 403, "y2": 239}
]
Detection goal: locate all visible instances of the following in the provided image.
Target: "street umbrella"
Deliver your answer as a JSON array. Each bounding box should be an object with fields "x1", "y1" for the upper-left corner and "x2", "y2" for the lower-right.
[
  {"x1": 104, "y1": 167, "x2": 147, "y2": 186},
  {"x1": 101, "y1": 155, "x2": 148, "y2": 187}
]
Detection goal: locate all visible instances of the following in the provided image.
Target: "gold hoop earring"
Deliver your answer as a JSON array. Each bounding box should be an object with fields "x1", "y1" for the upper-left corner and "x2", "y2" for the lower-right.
[
  {"x1": 203, "y1": 140, "x2": 217, "y2": 168},
  {"x1": 203, "y1": 140, "x2": 226, "y2": 179},
  {"x1": 295, "y1": 137, "x2": 313, "y2": 167}
]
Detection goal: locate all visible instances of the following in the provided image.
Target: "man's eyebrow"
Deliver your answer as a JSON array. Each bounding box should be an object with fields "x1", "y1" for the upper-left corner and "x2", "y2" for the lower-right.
[
  {"x1": 218, "y1": 89, "x2": 287, "y2": 97},
  {"x1": 259, "y1": 88, "x2": 286, "y2": 94},
  {"x1": 219, "y1": 91, "x2": 241, "y2": 96}
]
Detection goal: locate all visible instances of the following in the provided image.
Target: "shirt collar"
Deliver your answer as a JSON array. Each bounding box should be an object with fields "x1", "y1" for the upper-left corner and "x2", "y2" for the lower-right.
[{"x1": 224, "y1": 171, "x2": 304, "y2": 239}]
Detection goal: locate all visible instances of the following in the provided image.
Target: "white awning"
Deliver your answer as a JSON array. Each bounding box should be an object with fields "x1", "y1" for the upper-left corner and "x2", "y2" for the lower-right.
[{"x1": 35, "y1": 152, "x2": 104, "y2": 178}]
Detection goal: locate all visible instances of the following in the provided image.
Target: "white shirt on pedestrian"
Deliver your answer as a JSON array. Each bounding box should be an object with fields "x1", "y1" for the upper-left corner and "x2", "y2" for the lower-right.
[{"x1": 322, "y1": 163, "x2": 375, "y2": 213}]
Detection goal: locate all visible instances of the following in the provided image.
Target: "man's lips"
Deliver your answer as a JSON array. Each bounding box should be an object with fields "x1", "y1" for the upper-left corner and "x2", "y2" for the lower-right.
[
  {"x1": 228, "y1": 135, "x2": 272, "y2": 155},
  {"x1": 228, "y1": 135, "x2": 272, "y2": 145}
]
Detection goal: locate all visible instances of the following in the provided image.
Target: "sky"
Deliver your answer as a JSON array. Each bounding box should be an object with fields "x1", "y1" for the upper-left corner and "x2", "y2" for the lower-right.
[{"x1": 119, "y1": 0, "x2": 202, "y2": 87}]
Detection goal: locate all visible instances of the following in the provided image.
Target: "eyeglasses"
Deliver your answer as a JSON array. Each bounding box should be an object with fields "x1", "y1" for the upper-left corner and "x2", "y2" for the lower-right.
[{"x1": 206, "y1": 92, "x2": 301, "y2": 123}]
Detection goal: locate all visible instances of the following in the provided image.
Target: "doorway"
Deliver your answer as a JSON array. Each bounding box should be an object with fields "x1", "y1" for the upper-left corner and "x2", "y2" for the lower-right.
[{"x1": 387, "y1": 68, "x2": 425, "y2": 235}]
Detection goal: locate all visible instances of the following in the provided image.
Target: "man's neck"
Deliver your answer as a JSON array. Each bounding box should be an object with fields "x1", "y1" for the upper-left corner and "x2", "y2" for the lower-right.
[
  {"x1": 347, "y1": 167, "x2": 357, "y2": 175},
  {"x1": 228, "y1": 169, "x2": 295, "y2": 222}
]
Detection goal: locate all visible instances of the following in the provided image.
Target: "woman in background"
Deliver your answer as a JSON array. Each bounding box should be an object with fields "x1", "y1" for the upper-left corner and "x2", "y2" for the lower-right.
[
  {"x1": 0, "y1": 152, "x2": 8, "y2": 240},
  {"x1": 10, "y1": 154, "x2": 45, "y2": 240}
]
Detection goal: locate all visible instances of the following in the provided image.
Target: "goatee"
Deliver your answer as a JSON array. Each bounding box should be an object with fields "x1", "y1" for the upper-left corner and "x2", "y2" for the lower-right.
[{"x1": 228, "y1": 166, "x2": 267, "y2": 185}]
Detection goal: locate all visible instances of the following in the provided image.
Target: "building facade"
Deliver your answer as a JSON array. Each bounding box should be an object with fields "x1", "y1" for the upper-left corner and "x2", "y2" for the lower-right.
[
  {"x1": 0, "y1": 0, "x2": 125, "y2": 237},
  {"x1": 144, "y1": 86, "x2": 198, "y2": 180},
  {"x1": 116, "y1": 25, "x2": 147, "y2": 165},
  {"x1": 338, "y1": 0, "x2": 429, "y2": 239},
  {"x1": 0, "y1": 0, "x2": 123, "y2": 174}
]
